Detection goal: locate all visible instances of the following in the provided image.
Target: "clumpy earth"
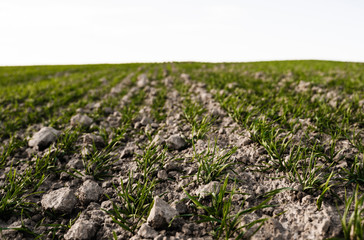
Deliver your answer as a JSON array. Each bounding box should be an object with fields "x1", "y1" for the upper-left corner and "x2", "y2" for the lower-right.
[{"x1": 0, "y1": 62, "x2": 363, "y2": 239}]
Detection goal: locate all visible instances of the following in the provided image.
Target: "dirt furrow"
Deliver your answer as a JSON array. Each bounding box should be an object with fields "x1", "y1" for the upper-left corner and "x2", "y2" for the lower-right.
[{"x1": 182, "y1": 73, "x2": 342, "y2": 239}]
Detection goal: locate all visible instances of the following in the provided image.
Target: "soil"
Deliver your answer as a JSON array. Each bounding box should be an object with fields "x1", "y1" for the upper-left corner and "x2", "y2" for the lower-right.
[{"x1": 0, "y1": 72, "x2": 355, "y2": 240}]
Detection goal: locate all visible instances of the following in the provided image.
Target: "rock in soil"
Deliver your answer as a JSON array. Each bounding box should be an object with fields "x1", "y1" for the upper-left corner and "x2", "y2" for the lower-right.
[
  {"x1": 147, "y1": 196, "x2": 179, "y2": 229},
  {"x1": 137, "y1": 74, "x2": 149, "y2": 88},
  {"x1": 82, "y1": 133, "x2": 105, "y2": 148},
  {"x1": 137, "y1": 223, "x2": 159, "y2": 238},
  {"x1": 28, "y1": 127, "x2": 60, "y2": 150},
  {"x1": 41, "y1": 187, "x2": 78, "y2": 213},
  {"x1": 64, "y1": 219, "x2": 97, "y2": 240},
  {"x1": 70, "y1": 114, "x2": 93, "y2": 128},
  {"x1": 166, "y1": 134, "x2": 187, "y2": 150},
  {"x1": 157, "y1": 170, "x2": 168, "y2": 180},
  {"x1": 77, "y1": 180, "x2": 103, "y2": 205},
  {"x1": 195, "y1": 181, "x2": 220, "y2": 198}
]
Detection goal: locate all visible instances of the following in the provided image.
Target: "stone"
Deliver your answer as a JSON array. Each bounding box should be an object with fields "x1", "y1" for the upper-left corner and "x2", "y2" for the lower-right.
[
  {"x1": 157, "y1": 170, "x2": 168, "y2": 180},
  {"x1": 77, "y1": 180, "x2": 103, "y2": 204},
  {"x1": 103, "y1": 107, "x2": 113, "y2": 114},
  {"x1": 81, "y1": 147, "x2": 92, "y2": 157},
  {"x1": 70, "y1": 114, "x2": 93, "y2": 128},
  {"x1": 166, "y1": 135, "x2": 187, "y2": 150},
  {"x1": 66, "y1": 158, "x2": 83, "y2": 169},
  {"x1": 295, "y1": 81, "x2": 311, "y2": 93},
  {"x1": 137, "y1": 74, "x2": 148, "y2": 88},
  {"x1": 140, "y1": 116, "x2": 153, "y2": 126},
  {"x1": 195, "y1": 181, "x2": 220, "y2": 198},
  {"x1": 111, "y1": 85, "x2": 123, "y2": 94},
  {"x1": 120, "y1": 146, "x2": 135, "y2": 158},
  {"x1": 88, "y1": 209, "x2": 107, "y2": 223},
  {"x1": 64, "y1": 219, "x2": 97, "y2": 240},
  {"x1": 227, "y1": 82, "x2": 238, "y2": 89},
  {"x1": 180, "y1": 73, "x2": 190, "y2": 81},
  {"x1": 172, "y1": 201, "x2": 188, "y2": 214},
  {"x1": 82, "y1": 134, "x2": 105, "y2": 148},
  {"x1": 100, "y1": 200, "x2": 113, "y2": 211},
  {"x1": 85, "y1": 102, "x2": 100, "y2": 110},
  {"x1": 138, "y1": 223, "x2": 159, "y2": 238},
  {"x1": 41, "y1": 187, "x2": 78, "y2": 213},
  {"x1": 165, "y1": 162, "x2": 180, "y2": 172},
  {"x1": 147, "y1": 196, "x2": 178, "y2": 229},
  {"x1": 151, "y1": 134, "x2": 165, "y2": 146},
  {"x1": 28, "y1": 127, "x2": 60, "y2": 150},
  {"x1": 237, "y1": 136, "x2": 252, "y2": 146},
  {"x1": 163, "y1": 76, "x2": 173, "y2": 86}
]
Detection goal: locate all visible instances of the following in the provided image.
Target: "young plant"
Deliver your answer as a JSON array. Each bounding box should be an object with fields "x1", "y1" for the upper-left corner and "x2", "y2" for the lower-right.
[
  {"x1": 0, "y1": 209, "x2": 40, "y2": 239},
  {"x1": 31, "y1": 152, "x2": 59, "y2": 181},
  {"x1": 151, "y1": 87, "x2": 167, "y2": 122},
  {"x1": 343, "y1": 154, "x2": 364, "y2": 185},
  {"x1": 0, "y1": 137, "x2": 26, "y2": 169},
  {"x1": 283, "y1": 144, "x2": 307, "y2": 179},
  {"x1": 195, "y1": 141, "x2": 237, "y2": 184},
  {"x1": 316, "y1": 170, "x2": 336, "y2": 210},
  {"x1": 184, "y1": 176, "x2": 275, "y2": 239},
  {"x1": 341, "y1": 186, "x2": 364, "y2": 240},
  {"x1": 192, "y1": 115, "x2": 215, "y2": 141},
  {"x1": 182, "y1": 98, "x2": 214, "y2": 140},
  {"x1": 82, "y1": 148, "x2": 115, "y2": 181},
  {"x1": 249, "y1": 119, "x2": 294, "y2": 171},
  {"x1": 55, "y1": 129, "x2": 80, "y2": 155},
  {"x1": 291, "y1": 141, "x2": 333, "y2": 194},
  {"x1": 348, "y1": 129, "x2": 364, "y2": 154},
  {"x1": 293, "y1": 154, "x2": 323, "y2": 194},
  {"x1": 105, "y1": 171, "x2": 156, "y2": 234},
  {"x1": 0, "y1": 167, "x2": 44, "y2": 219},
  {"x1": 135, "y1": 143, "x2": 167, "y2": 179},
  {"x1": 38, "y1": 212, "x2": 81, "y2": 239}
]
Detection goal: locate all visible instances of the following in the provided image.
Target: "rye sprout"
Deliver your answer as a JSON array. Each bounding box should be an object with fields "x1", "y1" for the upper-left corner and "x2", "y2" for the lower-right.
[
  {"x1": 184, "y1": 176, "x2": 275, "y2": 239},
  {"x1": 195, "y1": 140, "x2": 237, "y2": 184},
  {"x1": 341, "y1": 185, "x2": 364, "y2": 240},
  {"x1": 82, "y1": 149, "x2": 115, "y2": 181},
  {"x1": 135, "y1": 143, "x2": 167, "y2": 180},
  {"x1": 105, "y1": 171, "x2": 156, "y2": 234},
  {"x1": 0, "y1": 167, "x2": 44, "y2": 219}
]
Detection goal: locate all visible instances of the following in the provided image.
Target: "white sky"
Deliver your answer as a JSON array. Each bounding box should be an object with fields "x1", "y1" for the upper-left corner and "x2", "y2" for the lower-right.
[{"x1": 0, "y1": 0, "x2": 363, "y2": 65}]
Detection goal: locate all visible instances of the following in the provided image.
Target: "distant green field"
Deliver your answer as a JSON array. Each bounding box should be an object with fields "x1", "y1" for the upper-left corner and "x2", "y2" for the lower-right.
[{"x1": 0, "y1": 61, "x2": 363, "y2": 239}]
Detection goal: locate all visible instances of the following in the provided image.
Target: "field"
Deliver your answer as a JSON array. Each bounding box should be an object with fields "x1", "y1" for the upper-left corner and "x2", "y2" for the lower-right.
[{"x1": 0, "y1": 61, "x2": 363, "y2": 239}]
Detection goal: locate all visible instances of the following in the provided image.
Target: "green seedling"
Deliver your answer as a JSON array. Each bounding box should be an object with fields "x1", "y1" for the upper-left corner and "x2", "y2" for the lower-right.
[
  {"x1": 184, "y1": 176, "x2": 276, "y2": 239},
  {"x1": 151, "y1": 87, "x2": 167, "y2": 122},
  {"x1": 192, "y1": 115, "x2": 215, "y2": 140},
  {"x1": 341, "y1": 185, "x2": 364, "y2": 240},
  {"x1": 105, "y1": 171, "x2": 156, "y2": 234},
  {"x1": 249, "y1": 119, "x2": 295, "y2": 171},
  {"x1": 55, "y1": 129, "x2": 80, "y2": 155},
  {"x1": 35, "y1": 212, "x2": 81, "y2": 239},
  {"x1": 293, "y1": 152, "x2": 323, "y2": 194},
  {"x1": 0, "y1": 209, "x2": 40, "y2": 239},
  {"x1": 31, "y1": 151, "x2": 59, "y2": 180},
  {"x1": 195, "y1": 140, "x2": 237, "y2": 184},
  {"x1": 343, "y1": 154, "x2": 364, "y2": 185},
  {"x1": 0, "y1": 136, "x2": 26, "y2": 169},
  {"x1": 0, "y1": 60, "x2": 363, "y2": 239},
  {"x1": 135, "y1": 143, "x2": 167, "y2": 180},
  {"x1": 316, "y1": 171, "x2": 336, "y2": 210},
  {"x1": 348, "y1": 129, "x2": 364, "y2": 154},
  {"x1": 0, "y1": 167, "x2": 44, "y2": 219},
  {"x1": 82, "y1": 148, "x2": 115, "y2": 181},
  {"x1": 181, "y1": 97, "x2": 215, "y2": 140},
  {"x1": 182, "y1": 98, "x2": 206, "y2": 125}
]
